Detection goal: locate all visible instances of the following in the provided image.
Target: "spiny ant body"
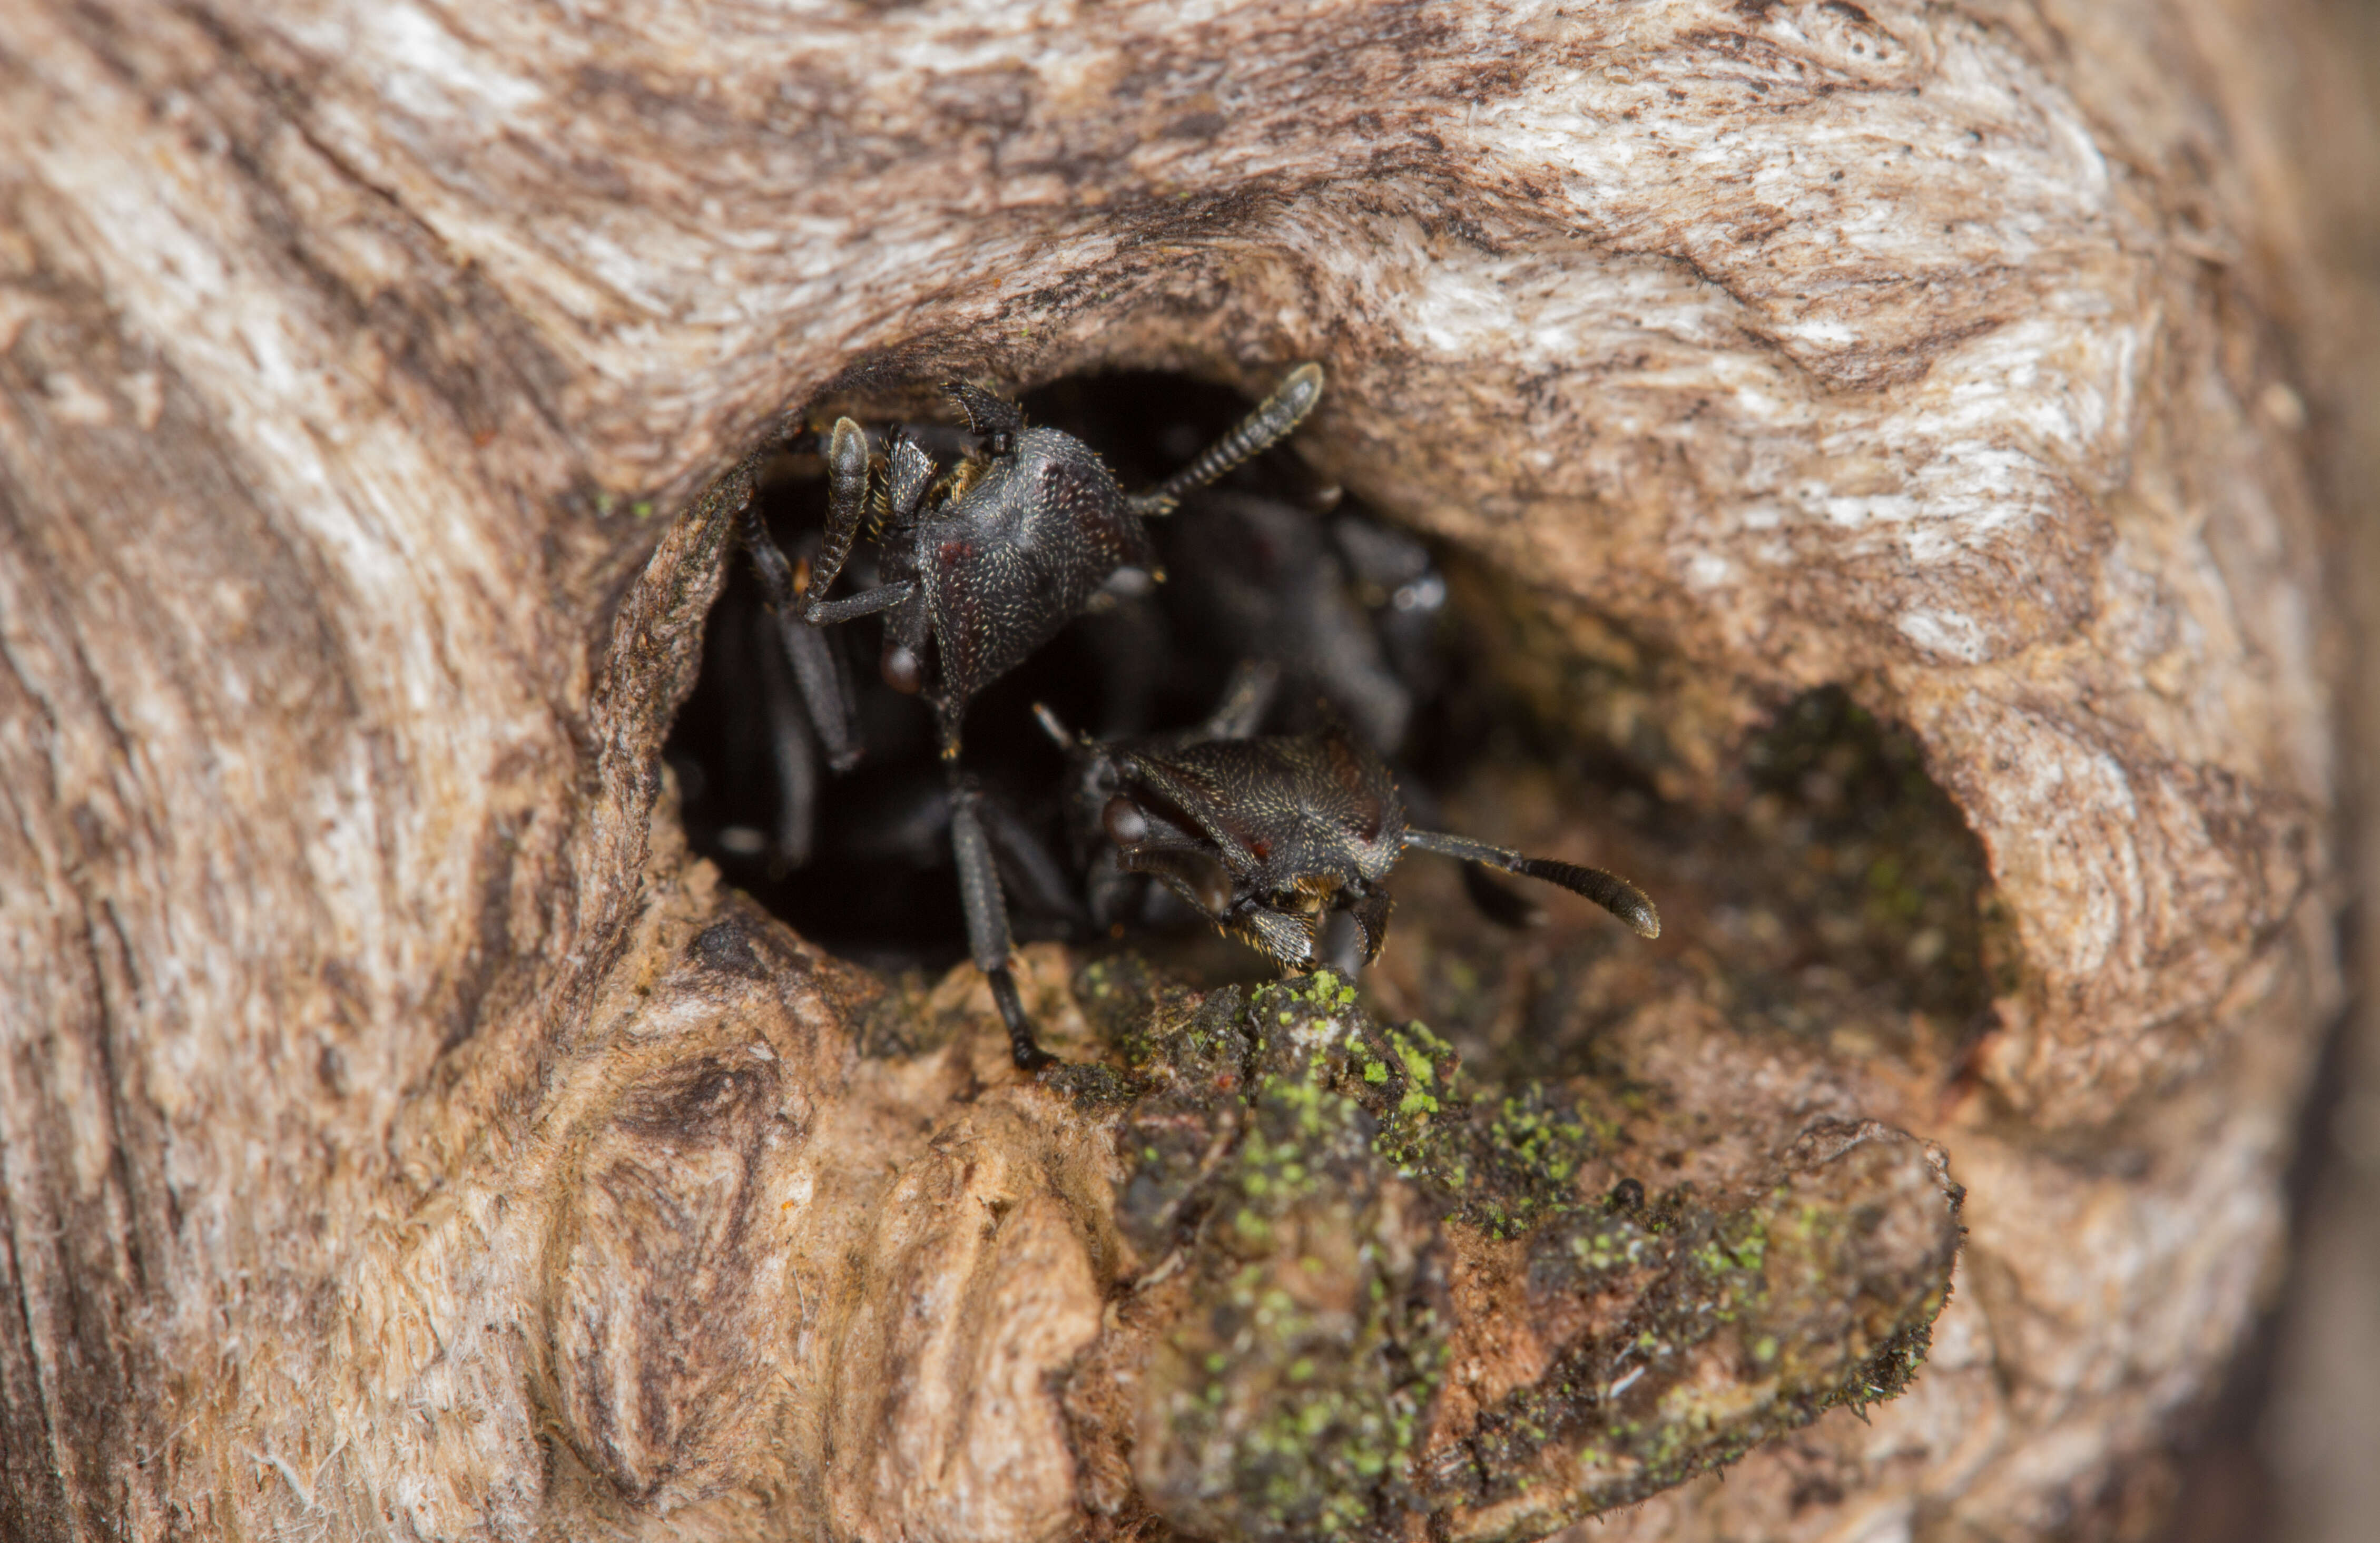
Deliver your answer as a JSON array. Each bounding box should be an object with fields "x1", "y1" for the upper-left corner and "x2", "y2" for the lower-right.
[
  {"x1": 740, "y1": 365, "x2": 1326, "y2": 1067},
  {"x1": 1038, "y1": 666, "x2": 1660, "y2": 989}
]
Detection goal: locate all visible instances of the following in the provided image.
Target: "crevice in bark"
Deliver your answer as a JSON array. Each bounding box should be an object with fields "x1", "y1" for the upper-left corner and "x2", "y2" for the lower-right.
[{"x1": 665, "y1": 365, "x2": 2003, "y2": 1093}]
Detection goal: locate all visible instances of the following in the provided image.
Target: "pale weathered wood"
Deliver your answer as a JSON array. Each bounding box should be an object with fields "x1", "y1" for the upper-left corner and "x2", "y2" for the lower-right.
[{"x1": 0, "y1": 1, "x2": 2359, "y2": 1539}]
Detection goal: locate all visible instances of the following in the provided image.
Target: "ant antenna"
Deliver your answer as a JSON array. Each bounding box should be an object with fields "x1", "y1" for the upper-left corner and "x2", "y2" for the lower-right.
[{"x1": 1401, "y1": 829, "x2": 1661, "y2": 938}]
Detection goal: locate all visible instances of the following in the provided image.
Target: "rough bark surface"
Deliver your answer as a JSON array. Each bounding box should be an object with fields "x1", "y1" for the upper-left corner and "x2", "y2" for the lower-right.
[{"x1": 0, "y1": 1, "x2": 2356, "y2": 1540}]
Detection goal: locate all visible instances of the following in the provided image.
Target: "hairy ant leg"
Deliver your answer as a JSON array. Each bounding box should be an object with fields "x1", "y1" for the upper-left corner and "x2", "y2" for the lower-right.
[
  {"x1": 739, "y1": 506, "x2": 866, "y2": 772},
  {"x1": 1200, "y1": 658, "x2": 1281, "y2": 740},
  {"x1": 1170, "y1": 492, "x2": 1413, "y2": 750},
  {"x1": 748, "y1": 605, "x2": 820, "y2": 871},
  {"x1": 976, "y1": 793, "x2": 1086, "y2": 930},
  {"x1": 949, "y1": 779, "x2": 1049, "y2": 1070},
  {"x1": 741, "y1": 425, "x2": 945, "y2": 784}
]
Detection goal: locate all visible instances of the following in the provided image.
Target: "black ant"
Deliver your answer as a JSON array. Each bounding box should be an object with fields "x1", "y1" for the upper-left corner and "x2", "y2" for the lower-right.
[
  {"x1": 739, "y1": 367, "x2": 1325, "y2": 1067},
  {"x1": 1036, "y1": 663, "x2": 1660, "y2": 985}
]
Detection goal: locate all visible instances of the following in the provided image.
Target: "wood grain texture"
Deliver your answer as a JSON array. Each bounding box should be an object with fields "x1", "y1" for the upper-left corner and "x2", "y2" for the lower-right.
[{"x1": 0, "y1": 0, "x2": 2359, "y2": 1538}]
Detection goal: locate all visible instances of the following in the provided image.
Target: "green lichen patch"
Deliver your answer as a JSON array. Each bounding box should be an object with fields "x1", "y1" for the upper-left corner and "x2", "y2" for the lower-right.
[
  {"x1": 1134, "y1": 974, "x2": 1446, "y2": 1542},
  {"x1": 1336, "y1": 1013, "x2": 1608, "y2": 1241},
  {"x1": 1084, "y1": 971, "x2": 1959, "y2": 1543},
  {"x1": 1042, "y1": 1058, "x2": 1148, "y2": 1112},
  {"x1": 1072, "y1": 952, "x2": 1203, "y2": 1062},
  {"x1": 1422, "y1": 1131, "x2": 1961, "y2": 1542},
  {"x1": 1108, "y1": 980, "x2": 1260, "y2": 1264}
]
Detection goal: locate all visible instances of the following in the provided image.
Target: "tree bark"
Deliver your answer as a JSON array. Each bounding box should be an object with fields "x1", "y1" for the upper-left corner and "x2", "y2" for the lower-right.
[{"x1": 0, "y1": 1, "x2": 2358, "y2": 1539}]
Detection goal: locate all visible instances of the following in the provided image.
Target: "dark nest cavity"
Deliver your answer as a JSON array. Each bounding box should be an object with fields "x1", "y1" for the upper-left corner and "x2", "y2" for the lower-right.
[{"x1": 661, "y1": 370, "x2": 2001, "y2": 1075}]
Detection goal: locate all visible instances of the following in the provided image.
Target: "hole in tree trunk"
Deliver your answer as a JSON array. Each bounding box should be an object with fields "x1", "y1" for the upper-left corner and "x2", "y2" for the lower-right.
[{"x1": 661, "y1": 369, "x2": 2000, "y2": 1074}]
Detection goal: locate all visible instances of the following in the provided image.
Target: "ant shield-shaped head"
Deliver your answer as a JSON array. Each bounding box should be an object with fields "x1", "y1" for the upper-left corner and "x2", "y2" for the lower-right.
[{"x1": 1100, "y1": 721, "x2": 1408, "y2": 969}]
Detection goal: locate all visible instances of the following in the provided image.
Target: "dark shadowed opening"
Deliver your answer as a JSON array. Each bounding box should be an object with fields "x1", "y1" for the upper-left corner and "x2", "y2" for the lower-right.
[{"x1": 661, "y1": 371, "x2": 1999, "y2": 1062}]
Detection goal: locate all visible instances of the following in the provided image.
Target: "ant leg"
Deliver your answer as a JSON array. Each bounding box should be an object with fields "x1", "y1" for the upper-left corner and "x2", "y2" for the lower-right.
[
  {"x1": 977, "y1": 794, "x2": 1089, "y2": 929},
  {"x1": 1076, "y1": 582, "x2": 1167, "y2": 738},
  {"x1": 804, "y1": 585, "x2": 915, "y2": 626},
  {"x1": 1201, "y1": 659, "x2": 1282, "y2": 740},
  {"x1": 739, "y1": 499, "x2": 802, "y2": 604},
  {"x1": 779, "y1": 612, "x2": 863, "y2": 772},
  {"x1": 750, "y1": 606, "x2": 819, "y2": 870},
  {"x1": 1031, "y1": 702, "x2": 1084, "y2": 751},
  {"x1": 1401, "y1": 829, "x2": 1661, "y2": 939},
  {"x1": 950, "y1": 780, "x2": 1052, "y2": 1070},
  {"x1": 1192, "y1": 492, "x2": 1411, "y2": 748},
  {"x1": 802, "y1": 418, "x2": 871, "y2": 611},
  {"x1": 882, "y1": 435, "x2": 937, "y2": 523},
  {"x1": 1126, "y1": 363, "x2": 1326, "y2": 516},
  {"x1": 741, "y1": 507, "x2": 868, "y2": 772}
]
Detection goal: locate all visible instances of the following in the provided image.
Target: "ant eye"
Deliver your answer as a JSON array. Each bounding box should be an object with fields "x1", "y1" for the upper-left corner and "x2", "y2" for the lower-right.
[
  {"x1": 1103, "y1": 797, "x2": 1149, "y2": 846},
  {"x1": 880, "y1": 644, "x2": 922, "y2": 695}
]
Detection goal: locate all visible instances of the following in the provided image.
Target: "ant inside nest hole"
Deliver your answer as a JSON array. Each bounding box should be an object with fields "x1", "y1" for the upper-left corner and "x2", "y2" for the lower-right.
[{"x1": 663, "y1": 370, "x2": 2000, "y2": 1082}]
